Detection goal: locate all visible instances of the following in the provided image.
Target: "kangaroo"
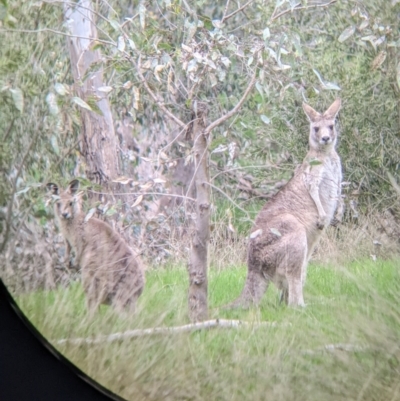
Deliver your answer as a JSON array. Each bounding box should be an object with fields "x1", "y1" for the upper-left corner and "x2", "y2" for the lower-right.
[
  {"x1": 47, "y1": 180, "x2": 145, "y2": 314},
  {"x1": 228, "y1": 99, "x2": 343, "y2": 308}
]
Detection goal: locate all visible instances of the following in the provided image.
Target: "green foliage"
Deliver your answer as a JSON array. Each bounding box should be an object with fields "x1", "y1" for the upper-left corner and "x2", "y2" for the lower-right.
[
  {"x1": 0, "y1": 1, "x2": 85, "y2": 242},
  {"x1": 2, "y1": 0, "x2": 397, "y2": 236},
  {"x1": 95, "y1": 0, "x2": 400, "y2": 213}
]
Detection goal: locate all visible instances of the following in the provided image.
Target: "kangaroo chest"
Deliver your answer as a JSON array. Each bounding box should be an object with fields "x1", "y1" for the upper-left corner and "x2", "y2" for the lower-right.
[{"x1": 319, "y1": 156, "x2": 341, "y2": 218}]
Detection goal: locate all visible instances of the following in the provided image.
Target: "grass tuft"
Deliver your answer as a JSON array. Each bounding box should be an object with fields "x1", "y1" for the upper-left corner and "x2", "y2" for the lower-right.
[{"x1": 17, "y1": 259, "x2": 400, "y2": 401}]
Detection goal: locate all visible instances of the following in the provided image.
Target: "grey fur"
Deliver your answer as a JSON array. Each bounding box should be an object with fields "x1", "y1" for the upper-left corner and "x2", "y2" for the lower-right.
[
  {"x1": 47, "y1": 180, "x2": 145, "y2": 315},
  {"x1": 228, "y1": 99, "x2": 343, "y2": 308}
]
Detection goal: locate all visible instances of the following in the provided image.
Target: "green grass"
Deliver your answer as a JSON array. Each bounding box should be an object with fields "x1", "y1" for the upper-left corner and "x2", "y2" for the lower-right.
[{"x1": 17, "y1": 259, "x2": 400, "y2": 401}]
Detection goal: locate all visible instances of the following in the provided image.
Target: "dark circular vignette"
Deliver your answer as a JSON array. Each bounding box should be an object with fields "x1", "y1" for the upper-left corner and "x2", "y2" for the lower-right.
[{"x1": 0, "y1": 279, "x2": 127, "y2": 401}]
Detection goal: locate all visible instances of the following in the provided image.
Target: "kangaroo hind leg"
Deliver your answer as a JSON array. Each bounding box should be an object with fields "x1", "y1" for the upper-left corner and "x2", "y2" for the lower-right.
[
  {"x1": 282, "y1": 232, "x2": 308, "y2": 307},
  {"x1": 225, "y1": 262, "x2": 269, "y2": 309}
]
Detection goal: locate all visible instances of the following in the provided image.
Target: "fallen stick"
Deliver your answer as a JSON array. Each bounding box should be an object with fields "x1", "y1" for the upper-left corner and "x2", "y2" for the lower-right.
[{"x1": 55, "y1": 319, "x2": 286, "y2": 346}]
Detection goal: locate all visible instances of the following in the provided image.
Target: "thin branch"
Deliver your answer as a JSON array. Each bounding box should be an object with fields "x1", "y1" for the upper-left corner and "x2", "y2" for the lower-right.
[
  {"x1": 89, "y1": 190, "x2": 196, "y2": 203},
  {"x1": 270, "y1": 0, "x2": 338, "y2": 22},
  {"x1": 221, "y1": 0, "x2": 255, "y2": 24},
  {"x1": 157, "y1": 125, "x2": 190, "y2": 169},
  {"x1": 222, "y1": 0, "x2": 231, "y2": 22},
  {"x1": 0, "y1": 28, "x2": 115, "y2": 47},
  {"x1": 54, "y1": 319, "x2": 286, "y2": 345},
  {"x1": 181, "y1": 0, "x2": 198, "y2": 21},
  {"x1": 121, "y1": 13, "x2": 139, "y2": 29},
  {"x1": 204, "y1": 67, "x2": 257, "y2": 136},
  {"x1": 136, "y1": 55, "x2": 186, "y2": 129},
  {"x1": 3, "y1": 117, "x2": 15, "y2": 142}
]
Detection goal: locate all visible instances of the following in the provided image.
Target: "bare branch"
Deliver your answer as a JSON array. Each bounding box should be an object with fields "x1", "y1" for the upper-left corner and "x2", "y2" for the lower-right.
[
  {"x1": 271, "y1": 0, "x2": 338, "y2": 22},
  {"x1": 3, "y1": 117, "x2": 15, "y2": 142},
  {"x1": 222, "y1": 0, "x2": 231, "y2": 22},
  {"x1": 181, "y1": 0, "x2": 198, "y2": 21},
  {"x1": 222, "y1": 0, "x2": 255, "y2": 24},
  {"x1": 90, "y1": 190, "x2": 196, "y2": 203},
  {"x1": 0, "y1": 27, "x2": 115, "y2": 47},
  {"x1": 54, "y1": 319, "x2": 286, "y2": 345},
  {"x1": 204, "y1": 67, "x2": 257, "y2": 136},
  {"x1": 136, "y1": 55, "x2": 186, "y2": 129}
]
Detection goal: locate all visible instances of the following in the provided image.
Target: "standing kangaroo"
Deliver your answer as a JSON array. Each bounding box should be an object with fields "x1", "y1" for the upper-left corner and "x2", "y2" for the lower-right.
[
  {"x1": 229, "y1": 99, "x2": 343, "y2": 308},
  {"x1": 47, "y1": 180, "x2": 145, "y2": 314}
]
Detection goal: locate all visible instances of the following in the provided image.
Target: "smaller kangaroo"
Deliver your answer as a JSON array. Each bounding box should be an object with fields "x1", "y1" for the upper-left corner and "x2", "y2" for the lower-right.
[
  {"x1": 47, "y1": 180, "x2": 145, "y2": 314},
  {"x1": 228, "y1": 99, "x2": 343, "y2": 308}
]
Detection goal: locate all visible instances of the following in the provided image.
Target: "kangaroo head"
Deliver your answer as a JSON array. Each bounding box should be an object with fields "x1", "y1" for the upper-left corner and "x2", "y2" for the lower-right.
[
  {"x1": 47, "y1": 180, "x2": 82, "y2": 220},
  {"x1": 303, "y1": 98, "x2": 341, "y2": 151}
]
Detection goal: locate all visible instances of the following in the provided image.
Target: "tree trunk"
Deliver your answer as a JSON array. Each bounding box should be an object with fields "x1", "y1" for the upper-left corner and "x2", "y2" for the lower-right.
[
  {"x1": 187, "y1": 102, "x2": 210, "y2": 322},
  {"x1": 64, "y1": 0, "x2": 119, "y2": 185}
]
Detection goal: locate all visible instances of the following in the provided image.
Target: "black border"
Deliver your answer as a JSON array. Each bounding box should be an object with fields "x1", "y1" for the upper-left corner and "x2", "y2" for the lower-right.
[{"x1": 0, "y1": 279, "x2": 127, "y2": 401}]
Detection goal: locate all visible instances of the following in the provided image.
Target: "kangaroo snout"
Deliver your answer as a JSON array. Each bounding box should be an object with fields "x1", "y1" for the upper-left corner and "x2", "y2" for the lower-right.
[
  {"x1": 321, "y1": 136, "x2": 331, "y2": 144},
  {"x1": 61, "y1": 212, "x2": 71, "y2": 219}
]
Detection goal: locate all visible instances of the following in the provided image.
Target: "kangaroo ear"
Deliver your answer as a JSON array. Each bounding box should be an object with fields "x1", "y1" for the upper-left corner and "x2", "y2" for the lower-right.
[
  {"x1": 68, "y1": 179, "x2": 80, "y2": 195},
  {"x1": 302, "y1": 103, "x2": 321, "y2": 123},
  {"x1": 47, "y1": 183, "x2": 59, "y2": 195},
  {"x1": 323, "y1": 98, "x2": 341, "y2": 120}
]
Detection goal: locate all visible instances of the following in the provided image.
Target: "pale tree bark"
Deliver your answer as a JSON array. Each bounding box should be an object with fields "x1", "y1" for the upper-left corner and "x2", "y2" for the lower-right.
[
  {"x1": 187, "y1": 101, "x2": 210, "y2": 322},
  {"x1": 64, "y1": 0, "x2": 120, "y2": 185}
]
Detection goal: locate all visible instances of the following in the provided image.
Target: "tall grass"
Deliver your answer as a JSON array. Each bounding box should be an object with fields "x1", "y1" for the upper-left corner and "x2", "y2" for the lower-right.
[{"x1": 17, "y1": 259, "x2": 400, "y2": 401}]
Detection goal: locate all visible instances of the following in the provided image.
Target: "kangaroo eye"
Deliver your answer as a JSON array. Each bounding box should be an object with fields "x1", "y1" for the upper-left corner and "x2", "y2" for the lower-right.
[
  {"x1": 314, "y1": 127, "x2": 320, "y2": 133},
  {"x1": 329, "y1": 125, "x2": 334, "y2": 130},
  {"x1": 69, "y1": 202, "x2": 73, "y2": 206}
]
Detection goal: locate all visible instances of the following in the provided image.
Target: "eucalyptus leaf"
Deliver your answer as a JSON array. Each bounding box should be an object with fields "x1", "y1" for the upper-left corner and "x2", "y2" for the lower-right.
[
  {"x1": 209, "y1": 73, "x2": 218, "y2": 87},
  {"x1": 109, "y1": 19, "x2": 121, "y2": 32},
  {"x1": 338, "y1": 26, "x2": 355, "y2": 43},
  {"x1": 374, "y1": 36, "x2": 386, "y2": 47},
  {"x1": 72, "y1": 96, "x2": 92, "y2": 111},
  {"x1": 54, "y1": 83, "x2": 68, "y2": 96},
  {"x1": 205, "y1": 59, "x2": 217, "y2": 69},
  {"x1": 220, "y1": 56, "x2": 231, "y2": 68},
  {"x1": 128, "y1": 39, "x2": 136, "y2": 50},
  {"x1": 97, "y1": 86, "x2": 113, "y2": 93},
  {"x1": 312, "y1": 69, "x2": 341, "y2": 91},
  {"x1": 359, "y1": 20, "x2": 369, "y2": 30},
  {"x1": 50, "y1": 135, "x2": 60, "y2": 155},
  {"x1": 46, "y1": 92, "x2": 59, "y2": 115},
  {"x1": 260, "y1": 115, "x2": 270, "y2": 125},
  {"x1": 9, "y1": 87, "x2": 24, "y2": 112},
  {"x1": 117, "y1": 36, "x2": 126, "y2": 52}
]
